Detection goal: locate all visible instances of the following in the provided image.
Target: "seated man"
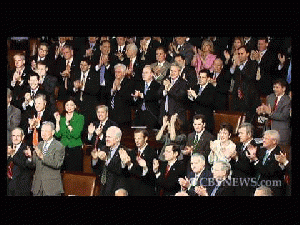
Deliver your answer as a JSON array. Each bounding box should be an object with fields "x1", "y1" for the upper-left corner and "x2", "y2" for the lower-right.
[
  {"x1": 177, "y1": 153, "x2": 212, "y2": 196},
  {"x1": 152, "y1": 143, "x2": 187, "y2": 196},
  {"x1": 7, "y1": 88, "x2": 21, "y2": 146},
  {"x1": 194, "y1": 161, "x2": 235, "y2": 196}
]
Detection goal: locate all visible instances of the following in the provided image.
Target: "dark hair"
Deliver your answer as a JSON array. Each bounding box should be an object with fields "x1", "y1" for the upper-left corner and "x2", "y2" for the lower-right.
[
  {"x1": 273, "y1": 78, "x2": 287, "y2": 89},
  {"x1": 166, "y1": 143, "x2": 181, "y2": 156},
  {"x1": 174, "y1": 53, "x2": 185, "y2": 61},
  {"x1": 29, "y1": 72, "x2": 40, "y2": 80},
  {"x1": 199, "y1": 69, "x2": 210, "y2": 77},
  {"x1": 62, "y1": 96, "x2": 79, "y2": 116},
  {"x1": 193, "y1": 114, "x2": 206, "y2": 124},
  {"x1": 156, "y1": 46, "x2": 167, "y2": 54},
  {"x1": 219, "y1": 122, "x2": 233, "y2": 135},
  {"x1": 36, "y1": 60, "x2": 48, "y2": 68},
  {"x1": 80, "y1": 57, "x2": 92, "y2": 65},
  {"x1": 134, "y1": 129, "x2": 149, "y2": 138},
  {"x1": 238, "y1": 45, "x2": 250, "y2": 54},
  {"x1": 257, "y1": 37, "x2": 269, "y2": 43}
]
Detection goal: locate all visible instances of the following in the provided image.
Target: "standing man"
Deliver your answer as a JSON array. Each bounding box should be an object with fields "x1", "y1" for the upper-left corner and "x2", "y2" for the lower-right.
[
  {"x1": 91, "y1": 126, "x2": 128, "y2": 196},
  {"x1": 150, "y1": 46, "x2": 171, "y2": 84},
  {"x1": 24, "y1": 121, "x2": 65, "y2": 196},
  {"x1": 7, "y1": 128, "x2": 32, "y2": 196},
  {"x1": 187, "y1": 69, "x2": 216, "y2": 133},
  {"x1": 152, "y1": 143, "x2": 187, "y2": 196},
  {"x1": 158, "y1": 62, "x2": 188, "y2": 128},
  {"x1": 7, "y1": 88, "x2": 21, "y2": 146},
  {"x1": 132, "y1": 65, "x2": 161, "y2": 129},
  {"x1": 119, "y1": 129, "x2": 158, "y2": 196}
]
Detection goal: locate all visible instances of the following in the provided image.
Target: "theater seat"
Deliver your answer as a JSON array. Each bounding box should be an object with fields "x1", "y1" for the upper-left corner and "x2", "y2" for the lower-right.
[
  {"x1": 55, "y1": 100, "x2": 65, "y2": 114},
  {"x1": 213, "y1": 110, "x2": 246, "y2": 136},
  {"x1": 61, "y1": 171, "x2": 100, "y2": 196}
]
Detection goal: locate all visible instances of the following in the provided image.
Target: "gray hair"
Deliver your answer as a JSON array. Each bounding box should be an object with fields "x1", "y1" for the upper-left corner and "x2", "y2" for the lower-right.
[
  {"x1": 126, "y1": 43, "x2": 138, "y2": 54},
  {"x1": 42, "y1": 121, "x2": 55, "y2": 131},
  {"x1": 11, "y1": 127, "x2": 25, "y2": 137},
  {"x1": 115, "y1": 188, "x2": 128, "y2": 196},
  {"x1": 170, "y1": 62, "x2": 182, "y2": 71},
  {"x1": 191, "y1": 153, "x2": 205, "y2": 164},
  {"x1": 95, "y1": 105, "x2": 108, "y2": 113},
  {"x1": 255, "y1": 185, "x2": 273, "y2": 196},
  {"x1": 212, "y1": 161, "x2": 231, "y2": 174},
  {"x1": 264, "y1": 130, "x2": 280, "y2": 144},
  {"x1": 239, "y1": 122, "x2": 254, "y2": 137},
  {"x1": 107, "y1": 126, "x2": 122, "y2": 140},
  {"x1": 114, "y1": 63, "x2": 127, "y2": 73}
]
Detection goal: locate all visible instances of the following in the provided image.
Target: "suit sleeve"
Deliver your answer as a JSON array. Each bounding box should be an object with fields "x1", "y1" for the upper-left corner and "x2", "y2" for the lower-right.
[{"x1": 42, "y1": 142, "x2": 65, "y2": 169}]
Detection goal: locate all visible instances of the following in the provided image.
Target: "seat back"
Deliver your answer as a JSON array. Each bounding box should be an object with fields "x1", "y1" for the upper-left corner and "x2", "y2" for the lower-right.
[
  {"x1": 55, "y1": 100, "x2": 65, "y2": 114},
  {"x1": 213, "y1": 110, "x2": 246, "y2": 136},
  {"x1": 62, "y1": 171, "x2": 99, "y2": 196}
]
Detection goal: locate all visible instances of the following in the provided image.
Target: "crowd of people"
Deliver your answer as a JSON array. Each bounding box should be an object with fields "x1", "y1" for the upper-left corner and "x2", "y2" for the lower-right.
[{"x1": 7, "y1": 36, "x2": 291, "y2": 196}]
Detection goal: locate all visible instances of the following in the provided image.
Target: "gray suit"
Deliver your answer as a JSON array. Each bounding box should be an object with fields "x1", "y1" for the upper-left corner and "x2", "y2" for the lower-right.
[
  {"x1": 266, "y1": 93, "x2": 291, "y2": 144},
  {"x1": 29, "y1": 139, "x2": 65, "y2": 196},
  {"x1": 7, "y1": 105, "x2": 21, "y2": 145}
]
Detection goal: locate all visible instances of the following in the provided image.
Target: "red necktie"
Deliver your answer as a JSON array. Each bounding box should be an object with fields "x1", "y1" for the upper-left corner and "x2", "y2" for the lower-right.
[
  {"x1": 159, "y1": 164, "x2": 171, "y2": 196},
  {"x1": 273, "y1": 97, "x2": 279, "y2": 111},
  {"x1": 33, "y1": 113, "x2": 41, "y2": 146},
  {"x1": 7, "y1": 161, "x2": 14, "y2": 179}
]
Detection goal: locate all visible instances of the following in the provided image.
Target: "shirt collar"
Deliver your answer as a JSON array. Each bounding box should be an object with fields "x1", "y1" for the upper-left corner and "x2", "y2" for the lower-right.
[{"x1": 138, "y1": 143, "x2": 148, "y2": 153}]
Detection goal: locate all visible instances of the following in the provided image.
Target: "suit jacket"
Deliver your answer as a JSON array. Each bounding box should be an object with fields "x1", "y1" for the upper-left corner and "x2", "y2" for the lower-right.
[
  {"x1": 7, "y1": 105, "x2": 21, "y2": 145},
  {"x1": 7, "y1": 143, "x2": 32, "y2": 196},
  {"x1": 186, "y1": 169, "x2": 213, "y2": 196},
  {"x1": 92, "y1": 145, "x2": 128, "y2": 196},
  {"x1": 78, "y1": 41, "x2": 101, "y2": 66},
  {"x1": 181, "y1": 65, "x2": 197, "y2": 88},
  {"x1": 190, "y1": 83, "x2": 216, "y2": 133},
  {"x1": 29, "y1": 139, "x2": 65, "y2": 195},
  {"x1": 257, "y1": 48, "x2": 280, "y2": 95},
  {"x1": 154, "y1": 159, "x2": 187, "y2": 196},
  {"x1": 55, "y1": 111, "x2": 85, "y2": 148},
  {"x1": 158, "y1": 77, "x2": 188, "y2": 125},
  {"x1": 177, "y1": 42, "x2": 194, "y2": 66},
  {"x1": 232, "y1": 60, "x2": 261, "y2": 122},
  {"x1": 124, "y1": 145, "x2": 158, "y2": 196},
  {"x1": 134, "y1": 79, "x2": 161, "y2": 119},
  {"x1": 206, "y1": 178, "x2": 235, "y2": 196},
  {"x1": 137, "y1": 38, "x2": 161, "y2": 65},
  {"x1": 85, "y1": 119, "x2": 118, "y2": 149},
  {"x1": 22, "y1": 108, "x2": 56, "y2": 146},
  {"x1": 210, "y1": 67, "x2": 232, "y2": 110},
  {"x1": 108, "y1": 77, "x2": 134, "y2": 125},
  {"x1": 150, "y1": 61, "x2": 171, "y2": 84},
  {"x1": 266, "y1": 94, "x2": 291, "y2": 144},
  {"x1": 254, "y1": 146, "x2": 285, "y2": 196},
  {"x1": 186, "y1": 131, "x2": 215, "y2": 160},
  {"x1": 123, "y1": 57, "x2": 144, "y2": 82}
]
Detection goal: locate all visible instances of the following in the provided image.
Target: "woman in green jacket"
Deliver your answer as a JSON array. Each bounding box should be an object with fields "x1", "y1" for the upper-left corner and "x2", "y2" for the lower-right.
[{"x1": 54, "y1": 98, "x2": 84, "y2": 172}]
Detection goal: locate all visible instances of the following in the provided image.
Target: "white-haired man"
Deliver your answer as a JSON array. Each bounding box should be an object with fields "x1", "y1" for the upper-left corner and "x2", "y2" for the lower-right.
[{"x1": 91, "y1": 126, "x2": 128, "y2": 196}]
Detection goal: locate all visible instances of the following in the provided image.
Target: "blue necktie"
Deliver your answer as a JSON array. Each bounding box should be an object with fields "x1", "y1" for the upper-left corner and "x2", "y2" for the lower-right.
[
  {"x1": 286, "y1": 61, "x2": 291, "y2": 84},
  {"x1": 42, "y1": 142, "x2": 49, "y2": 155},
  {"x1": 100, "y1": 65, "x2": 105, "y2": 85},
  {"x1": 198, "y1": 86, "x2": 203, "y2": 95}
]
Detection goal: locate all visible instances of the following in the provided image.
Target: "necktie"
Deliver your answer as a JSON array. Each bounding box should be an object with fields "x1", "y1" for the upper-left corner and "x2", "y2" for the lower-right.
[
  {"x1": 7, "y1": 161, "x2": 14, "y2": 179},
  {"x1": 129, "y1": 59, "x2": 133, "y2": 70},
  {"x1": 101, "y1": 149, "x2": 113, "y2": 185},
  {"x1": 194, "y1": 134, "x2": 199, "y2": 143},
  {"x1": 286, "y1": 61, "x2": 291, "y2": 84},
  {"x1": 164, "y1": 164, "x2": 171, "y2": 178},
  {"x1": 111, "y1": 94, "x2": 115, "y2": 109},
  {"x1": 211, "y1": 183, "x2": 221, "y2": 196},
  {"x1": 94, "y1": 123, "x2": 103, "y2": 148},
  {"x1": 31, "y1": 90, "x2": 36, "y2": 98},
  {"x1": 198, "y1": 86, "x2": 203, "y2": 95},
  {"x1": 273, "y1": 97, "x2": 279, "y2": 112},
  {"x1": 100, "y1": 65, "x2": 105, "y2": 85},
  {"x1": 33, "y1": 112, "x2": 42, "y2": 146},
  {"x1": 262, "y1": 150, "x2": 270, "y2": 165},
  {"x1": 42, "y1": 142, "x2": 49, "y2": 155}
]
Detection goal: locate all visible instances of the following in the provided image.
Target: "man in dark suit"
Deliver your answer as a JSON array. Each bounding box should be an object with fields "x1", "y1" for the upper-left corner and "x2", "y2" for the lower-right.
[
  {"x1": 195, "y1": 161, "x2": 235, "y2": 196},
  {"x1": 24, "y1": 121, "x2": 65, "y2": 196},
  {"x1": 22, "y1": 93, "x2": 56, "y2": 147},
  {"x1": 29, "y1": 42, "x2": 53, "y2": 74},
  {"x1": 86, "y1": 105, "x2": 118, "y2": 150},
  {"x1": 187, "y1": 69, "x2": 216, "y2": 133},
  {"x1": 7, "y1": 128, "x2": 32, "y2": 196},
  {"x1": 36, "y1": 61, "x2": 57, "y2": 113},
  {"x1": 248, "y1": 130, "x2": 286, "y2": 196},
  {"x1": 119, "y1": 129, "x2": 158, "y2": 196},
  {"x1": 252, "y1": 37, "x2": 279, "y2": 96},
  {"x1": 132, "y1": 65, "x2": 161, "y2": 129},
  {"x1": 137, "y1": 37, "x2": 161, "y2": 65},
  {"x1": 174, "y1": 54, "x2": 197, "y2": 89},
  {"x1": 123, "y1": 43, "x2": 143, "y2": 83},
  {"x1": 183, "y1": 114, "x2": 215, "y2": 173},
  {"x1": 70, "y1": 57, "x2": 100, "y2": 127},
  {"x1": 107, "y1": 63, "x2": 134, "y2": 128},
  {"x1": 169, "y1": 37, "x2": 194, "y2": 66},
  {"x1": 91, "y1": 126, "x2": 128, "y2": 196},
  {"x1": 158, "y1": 62, "x2": 188, "y2": 127},
  {"x1": 231, "y1": 123, "x2": 257, "y2": 196},
  {"x1": 8, "y1": 53, "x2": 30, "y2": 86},
  {"x1": 55, "y1": 44, "x2": 80, "y2": 100},
  {"x1": 177, "y1": 153, "x2": 212, "y2": 196},
  {"x1": 230, "y1": 46, "x2": 261, "y2": 122},
  {"x1": 210, "y1": 58, "x2": 232, "y2": 111},
  {"x1": 77, "y1": 37, "x2": 101, "y2": 67},
  {"x1": 152, "y1": 144, "x2": 187, "y2": 196},
  {"x1": 111, "y1": 36, "x2": 127, "y2": 64},
  {"x1": 7, "y1": 88, "x2": 21, "y2": 146},
  {"x1": 95, "y1": 40, "x2": 117, "y2": 105}
]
